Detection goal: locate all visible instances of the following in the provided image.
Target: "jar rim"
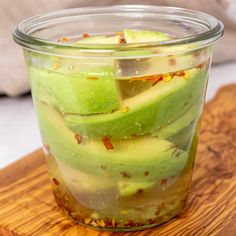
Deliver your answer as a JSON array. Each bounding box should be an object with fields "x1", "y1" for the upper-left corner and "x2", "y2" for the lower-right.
[{"x1": 13, "y1": 5, "x2": 224, "y2": 55}]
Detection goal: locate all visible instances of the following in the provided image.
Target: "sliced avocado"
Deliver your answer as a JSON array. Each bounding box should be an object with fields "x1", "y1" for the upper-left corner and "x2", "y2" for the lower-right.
[
  {"x1": 36, "y1": 102, "x2": 188, "y2": 181},
  {"x1": 28, "y1": 34, "x2": 123, "y2": 115},
  {"x1": 153, "y1": 100, "x2": 203, "y2": 139},
  {"x1": 75, "y1": 35, "x2": 121, "y2": 44},
  {"x1": 118, "y1": 181, "x2": 155, "y2": 197},
  {"x1": 29, "y1": 65, "x2": 120, "y2": 115},
  {"x1": 124, "y1": 29, "x2": 170, "y2": 43},
  {"x1": 65, "y1": 68, "x2": 207, "y2": 139}
]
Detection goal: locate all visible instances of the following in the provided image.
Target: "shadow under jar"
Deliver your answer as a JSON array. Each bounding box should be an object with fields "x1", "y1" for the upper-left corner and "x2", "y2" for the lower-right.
[{"x1": 13, "y1": 5, "x2": 223, "y2": 232}]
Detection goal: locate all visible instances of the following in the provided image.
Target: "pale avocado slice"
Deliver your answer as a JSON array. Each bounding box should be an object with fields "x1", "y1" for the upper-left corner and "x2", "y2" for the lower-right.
[
  {"x1": 29, "y1": 65, "x2": 120, "y2": 115},
  {"x1": 153, "y1": 100, "x2": 203, "y2": 139},
  {"x1": 36, "y1": 102, "x2": 188, "y2": 181},
  {"x1": 75, "y1": 35, "x2": 121, "y2": 44},
  {"x1": 64, "y1": 68, "x2": 207, "y2": 139},
  {"x1": 124, "y1": 29, "x2": 170, "y2": 43}
]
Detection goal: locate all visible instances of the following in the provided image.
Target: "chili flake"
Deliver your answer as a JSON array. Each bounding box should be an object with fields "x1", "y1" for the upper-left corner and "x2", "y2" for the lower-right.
[
  {"x1": 196, "y1": 61, "x2": 207, "y2": 69},
  {"x1": 100, "y1": 165, "x2": 107, "y2": 170},
  {"x1": 52, "y1": 178, "x2": 60, "y2": 186},
  {"x1": 75, "y1": 134, "x2": 82, "y2": 144},
  {"x1": 160, "y1": 178, "x2": 168, "y2": 187},
  {"x1": 58, "y1": 37, "x2": 70, "y2": 42},
  {"x1": 144, "y1": 171, "x2": 149, "y2": 176},
  {"x1": 82, "y1": 32, "x2": 90, "y2": 38},
  {"x1": 137, "y1": 189, "x2": 144, "y2": 194},
  {"x1": 121, "y1": 171, "x2": 131, "y2": 178},
  {"x1": 102, "y1": 137, "x2": 114, "y2": 150},
  {"x1": 131, "y1": 74, "x2": 163, "y2": 82},
  {"x1": 175, "y1": 70, "x2": 185, "y2": 77},
  {"x1": 120, "y1": 38, "x2": 126, "y2": 44},
  {"x1": 52, "y1": 63, "x2": 60, "y2": 70},
  {"x1": 126, "y1": 220, "x2": 135, "y2": 227},
  {"x1": 115, "y1": 31, "x2": 123, "y2": 35},
  {"x1": 155, "y1": 202, "x2": 166, "y2": 216}
]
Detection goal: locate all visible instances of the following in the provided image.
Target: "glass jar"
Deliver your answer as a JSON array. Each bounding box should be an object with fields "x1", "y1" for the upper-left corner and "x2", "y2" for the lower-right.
[{"x1": 13, "y1": 5, "x2": 223, "y2": 231}]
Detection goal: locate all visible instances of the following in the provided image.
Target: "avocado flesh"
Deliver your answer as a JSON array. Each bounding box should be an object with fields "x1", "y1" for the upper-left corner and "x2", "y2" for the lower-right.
[
  {"x1": 36, "y1": 102, "x2": 188, "y2": 182},
  {"x1": 28, "y1": 34, "x2": 123, "y2": 115},
  {"x1": 153, "y1": 100, "x2": 203, "y2": 139},
  {"x1": 124, "y1": 29, "x2": 170, "y2": 43},
  {"x1": 65, "y1": 68, "x2": 206, "y2": 139},
  {"x1": 29, "y1": 65, "x2": 120, "y2": 115}
]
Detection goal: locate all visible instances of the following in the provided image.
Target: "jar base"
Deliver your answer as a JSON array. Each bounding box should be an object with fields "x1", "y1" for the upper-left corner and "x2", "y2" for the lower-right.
[{"x1": 66, "y1": 210, "x2": 182, "y2": 232}]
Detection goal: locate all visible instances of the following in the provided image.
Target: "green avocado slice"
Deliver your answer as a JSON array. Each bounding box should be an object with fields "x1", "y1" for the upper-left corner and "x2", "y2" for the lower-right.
[
  {"x1": 29, "y1": 65, "x2": 120, "y2": 115},
  {"x1": 64, "y1": 68, "x2": 207, "y2": 139},
  {"x1": 36, "y1": 102, "x2": 188, "y2": 181},
  {"x1": 124, "y1": 29, "x2": 170, "y2": 43},
  {"x1": 153, "y1": 100, "x2": 203, "y2": 139}
]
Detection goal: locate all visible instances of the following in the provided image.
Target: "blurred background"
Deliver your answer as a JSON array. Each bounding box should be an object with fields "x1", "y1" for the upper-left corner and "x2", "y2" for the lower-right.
[{"x1": 0, "y1": 0, "x2": 236, "y2": 168}]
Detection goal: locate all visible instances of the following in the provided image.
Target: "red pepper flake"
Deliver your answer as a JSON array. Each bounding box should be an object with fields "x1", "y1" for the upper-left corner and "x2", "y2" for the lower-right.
[
  {"x1": 196, "y1": 61, "x2": 207, "y2": 69},
  {"x1": 120, "y1": 38, "x2": 126, "y2": 44},
  {"x1": 100, "y1": 165, "x2": 107, "y2": 170},
  {"x1": 75, "y1": 134, "x2": 82, "y2": 144},
  {"x1": 168, "y1": 58, "x2": 177, "y2": 66},
  {"x1": 175, "y1": 70, "x2": 185, "y2": 77},
  {"x1": 160, "y1": 179, "x2": 168, "y2": 187},
  {"x1": 155, "y1": 202, "x2": 166, "y2": 216},
  {"x1": 125, "y1": 220, "x2": 135, "y2": 227},
  {"x1": 102, "y1": 137, "x2": 114, "y2": 150},
  {"x1": 86, "y1": 77, "x2": 99, "y2": 80},
  {"x1": 58, "y1": 37, "x2": 70, "y2": 43},
  {"x1": 52, "y1": 178, "x2": 60, "y2": 186},
  {"x1": 137, "y1": 189, "x2": 144, "y2": 194},
  {"x1": 144, "y1": 171, "x2": 149, "y2": 176},
  {"x1": 115, "y1": 31, "x2": 123, "y2": 36},
  {"x1": 131, "y1": 74, "x2": 163, "y2": 82},
  {"x1": 52, "y1": 63, "x2": 60, "y2": 70},
  {"x1": 120, "y1": 171, "x2": 131, "y2": 178},
  {"x1": 82, "y1": 32, "x2": 90, "y2": 38}
]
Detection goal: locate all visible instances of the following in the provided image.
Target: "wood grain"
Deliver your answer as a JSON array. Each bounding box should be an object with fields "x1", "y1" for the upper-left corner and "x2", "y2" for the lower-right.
[{"x1": 0, "y1": 85, "x2": 236, "y2": 236}]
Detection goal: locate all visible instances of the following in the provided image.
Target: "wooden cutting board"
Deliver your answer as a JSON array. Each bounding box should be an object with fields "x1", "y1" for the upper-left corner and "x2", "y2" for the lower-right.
[{"x1": 0, "y1": 85, "x2": 236, "y2": 236}]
